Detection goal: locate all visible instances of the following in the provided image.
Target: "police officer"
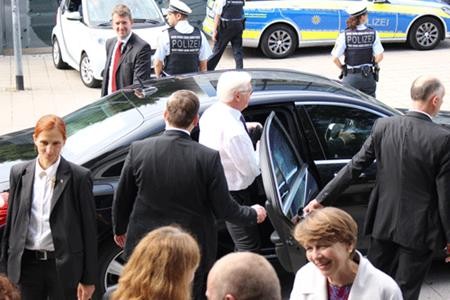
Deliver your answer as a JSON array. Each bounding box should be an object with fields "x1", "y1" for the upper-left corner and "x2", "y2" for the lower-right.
[
  {"x1": 331, "y1": 3, "x2": 384, "y2": 97},
  {"x1": 207, "y1": 0, "x2": 245, "y2": 70},
  {"x1": 154, "y1": 0, "x2": 212, "y2": 78}
]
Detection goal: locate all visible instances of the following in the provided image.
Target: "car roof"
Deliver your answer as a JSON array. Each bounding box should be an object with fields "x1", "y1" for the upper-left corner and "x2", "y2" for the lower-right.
[{"x1": 0, "y1": 69, "x2": 400, "y2": 187}]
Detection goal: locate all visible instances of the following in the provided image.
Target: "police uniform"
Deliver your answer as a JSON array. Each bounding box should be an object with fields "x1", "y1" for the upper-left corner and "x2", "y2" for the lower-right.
[
  {"x1": 331, "y1": 4, "x2": 384, "y2": 97},
  {"x1": 207, "y1": 0, "x2": 245, "y2": 70},
  {"x1": 154, "y1": 0, "x2": 211, "y2": 76}
]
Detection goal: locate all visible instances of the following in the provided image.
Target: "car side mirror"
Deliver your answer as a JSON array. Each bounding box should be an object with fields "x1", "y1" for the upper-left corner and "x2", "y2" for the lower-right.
[{"x1": 65, "y1": 11, "x2": 82, "y2": 21}]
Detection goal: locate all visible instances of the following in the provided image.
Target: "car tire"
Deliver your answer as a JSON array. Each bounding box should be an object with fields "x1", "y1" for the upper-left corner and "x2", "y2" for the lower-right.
[
  {"x1": 80, "y1": 53, "x2": 102, "y2": 88},
  {"x1": 52, "y1": 38, "x2": 69, "y2": 69},
  {"x1": 96, "y1": 241, "x2": 125, "y2": 297},
  {"x1": 408, "y1": 17, "x2": 442, "y2": 50},
  {"x1": 260, "y1": 24, "x2": 297, "y2": 59}
]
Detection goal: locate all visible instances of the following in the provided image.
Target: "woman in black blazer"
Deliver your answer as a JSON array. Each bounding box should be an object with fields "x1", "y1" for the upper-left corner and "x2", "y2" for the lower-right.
[{"x1": 1, "y1": 114, "x2": 97, "y2": 300}]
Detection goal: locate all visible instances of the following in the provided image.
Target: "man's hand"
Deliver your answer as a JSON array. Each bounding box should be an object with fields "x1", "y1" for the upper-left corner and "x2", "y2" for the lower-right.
[
  {"x1": 251, "y1": 204, "x2": 267, "y2": 223},
  {"x1": 77, "y1": 283, "x2": 95, "y2": 300},
  {"x1": 212, "y1": 30, "x2": 218, "y2": 42},
  {"x1": 303, "y1": 199, "x2": 323, "y2": 215},
  {"x1": 246, "y1": 122, "x2": 263, "y2": 131},
  {"x1": 114, "y1": 234, "x2": 127, "y2": 249}
]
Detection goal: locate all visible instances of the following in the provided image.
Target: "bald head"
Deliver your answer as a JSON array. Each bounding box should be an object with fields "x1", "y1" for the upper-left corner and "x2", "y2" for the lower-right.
[
  {"x1": 410, "y1": 75, "x2": 444, "y2": 102},
  {"x1": 206, "y1": 252, "x2": 281, "y2": 300},
  {"x1": 409, "y1": 75, "x2": 445, "y2": 116}
]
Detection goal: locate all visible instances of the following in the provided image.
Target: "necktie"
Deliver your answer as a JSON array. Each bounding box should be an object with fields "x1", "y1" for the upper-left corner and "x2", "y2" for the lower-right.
[
  {"x1": 111, "y1": 41, "x2": 123, "y2": 92},
  {"x1": 239, "y1": 114, "x2": 249, "y2": 135}
]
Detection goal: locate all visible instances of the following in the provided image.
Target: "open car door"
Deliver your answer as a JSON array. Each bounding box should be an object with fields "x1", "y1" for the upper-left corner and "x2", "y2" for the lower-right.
[{"x1": 260, "y1": 112, "x2": 320, "y2": 273}]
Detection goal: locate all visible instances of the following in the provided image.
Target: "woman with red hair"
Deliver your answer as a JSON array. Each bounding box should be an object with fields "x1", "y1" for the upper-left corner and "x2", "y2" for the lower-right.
[{"x1": 1, "y1": 114, "x2": 97, "y2": 300}]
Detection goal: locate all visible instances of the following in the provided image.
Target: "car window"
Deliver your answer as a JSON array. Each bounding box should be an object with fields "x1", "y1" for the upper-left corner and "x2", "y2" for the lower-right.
[
  {"x1": 268, "y1": 117, "x2": 318, "y2": 218},
  {"x1": 86, "y1": 0, "x2": 163, "y2": 25},
  {"x1": 304, "y1": 105, "x2": 381, "y2": 160}
]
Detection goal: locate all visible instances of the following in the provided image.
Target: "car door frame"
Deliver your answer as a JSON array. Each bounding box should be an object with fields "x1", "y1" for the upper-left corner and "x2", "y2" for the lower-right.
[{"x1": 259, "y1": 111, "x2": 321, "y2": 273}]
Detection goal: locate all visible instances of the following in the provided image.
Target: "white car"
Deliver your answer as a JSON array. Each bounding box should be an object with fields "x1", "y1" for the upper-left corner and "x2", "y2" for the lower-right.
[{"x1": 52, "y1": 0, "x2": 167, "y2": 88}]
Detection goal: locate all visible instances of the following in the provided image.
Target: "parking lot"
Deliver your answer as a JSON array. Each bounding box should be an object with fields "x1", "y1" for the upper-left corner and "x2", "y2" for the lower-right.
[{"x1": 0, "y1": 40, "x2": 449, "y2": 299}]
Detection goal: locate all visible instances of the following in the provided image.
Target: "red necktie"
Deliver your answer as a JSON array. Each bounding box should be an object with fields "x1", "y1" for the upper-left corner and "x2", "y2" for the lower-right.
[{"x1": 111, "y1": 41, "x2": 123, "y2": 92}]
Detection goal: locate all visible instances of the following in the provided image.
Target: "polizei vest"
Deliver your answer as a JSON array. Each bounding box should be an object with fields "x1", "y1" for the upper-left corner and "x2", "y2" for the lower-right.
[
  {"x1": 344, "y1": 27, "x2": 375, "y2": 66},
  {"x1": 165, "y1": 27, "x2": 202, "y2": 75},
  {"x1": 221, "y1": 0, "x2": 244, "y2": 20}
]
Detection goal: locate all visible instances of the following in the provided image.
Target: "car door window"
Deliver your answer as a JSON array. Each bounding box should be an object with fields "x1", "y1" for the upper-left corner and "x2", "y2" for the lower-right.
[
  {"x1": 304, "y1": 105, "x2": 381, "y2": 160},
  {"x1": 265, "y1": 114, "x2": 318, "y2": 219}
]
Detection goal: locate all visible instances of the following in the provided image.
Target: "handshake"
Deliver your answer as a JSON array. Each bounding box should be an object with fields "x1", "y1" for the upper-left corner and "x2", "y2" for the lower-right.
[{"x1": 251, "y1": 204, "x2": 267, "y2": 223}]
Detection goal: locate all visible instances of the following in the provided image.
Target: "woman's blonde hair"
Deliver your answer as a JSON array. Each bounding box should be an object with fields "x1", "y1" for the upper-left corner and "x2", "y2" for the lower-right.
[
  {"x1": 112, "y1": 226, "x2": 201, "y2": 300},
  {"x1": 294, "y1": 207, "x2": 357, "y2": 249}
]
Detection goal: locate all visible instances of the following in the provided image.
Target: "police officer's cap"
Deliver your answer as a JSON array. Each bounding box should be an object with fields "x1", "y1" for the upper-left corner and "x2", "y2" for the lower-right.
[
  {"x1": 346, "y1": 3, "x2": 367, "y2": 17},
  {"x1": 166, "y1": 0, "x2": 192, "y2": 15}
]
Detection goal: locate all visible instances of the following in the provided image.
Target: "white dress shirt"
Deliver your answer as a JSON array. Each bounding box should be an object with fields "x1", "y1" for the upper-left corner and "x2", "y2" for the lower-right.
[
  {"x1": 154, "y1": 20, "x2": 212, "y2": 63},
  {"x1": 199, "y1": 102, "x2": 260, "y2": 191},
  {"x1": 25, "y1": 157, "x2": 61, "y2": 251},
  {"x1": 107, "y1": 32, "x2": 132, "y2": 94}
]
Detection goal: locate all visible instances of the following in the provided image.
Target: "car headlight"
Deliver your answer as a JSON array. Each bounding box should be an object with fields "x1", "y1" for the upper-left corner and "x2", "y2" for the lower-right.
[{"x1": 442, "y1": 6, "x2": 450, "y2": 16}]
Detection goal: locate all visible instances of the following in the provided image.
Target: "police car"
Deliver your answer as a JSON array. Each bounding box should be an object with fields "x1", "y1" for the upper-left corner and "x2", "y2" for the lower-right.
[{"x1": 203, "y1": 0, "x2": 450, "y2": 58}]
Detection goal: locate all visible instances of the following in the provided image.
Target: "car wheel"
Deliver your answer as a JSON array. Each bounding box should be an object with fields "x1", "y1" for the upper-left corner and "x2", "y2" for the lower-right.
[
  {"x1": 97, "y1": 241, "x2": 125, "y2": 295},
  {"x1": 408, "y1": 17, "x2": 442, "y2": 50},
  {"x1": 80, "y1": 53, "x2": 101, "y2": 88},
  {"x1": 52, "y1": 38, "x2": 68, "y2": 69},
  {"x1": 260, "y1": 24, "x2": 297, "y2": 59}
]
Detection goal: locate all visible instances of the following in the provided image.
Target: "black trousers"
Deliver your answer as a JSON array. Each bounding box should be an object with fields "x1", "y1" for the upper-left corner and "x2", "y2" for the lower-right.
[
  {"x1": 19, "y1": 250, "x2": 77, "y2": 300},
  {"x1": 207, "y1": 22, "x2": 244, "y2": 71},
  {"x1": 368, "y1": 237, "x2": 433, "y2": 300},
  {"x1": 342, "y1": 71, "x2": 377, "y2": 97},
  {"x1": 226, "y1": 179, "x2": 262, "y2": 252}
]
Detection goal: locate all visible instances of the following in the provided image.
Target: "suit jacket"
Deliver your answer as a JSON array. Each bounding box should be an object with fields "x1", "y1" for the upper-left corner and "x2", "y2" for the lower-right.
[
  {"x1": 113, "y1": 130, "x2": 257, "y2": 263},
  {"x1": 0, "y1": 157, "x2": 98, "y2": 288},
  {"x1": 101, "y1": 32, "x2": 152, "y2": 96},
  {"x1": 290, "y1": 251, "x2": 403, "y2": 300},
  {"x1": 316, "y1": 111, "x2": 450, "y2": 250}
]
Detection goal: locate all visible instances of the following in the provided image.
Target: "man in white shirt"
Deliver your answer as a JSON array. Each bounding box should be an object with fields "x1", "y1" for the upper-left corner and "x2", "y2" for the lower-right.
[
  {"x1": 154, "y1": 0, "x2": 212, "y2": 78},
  {"x1": 199, "y1": 71, "x2": 263, "y2": 252}
]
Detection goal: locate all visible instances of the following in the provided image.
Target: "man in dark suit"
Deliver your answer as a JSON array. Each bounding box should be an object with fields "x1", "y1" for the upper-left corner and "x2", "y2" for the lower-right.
[
  {"x1": 304, "y1": 75, "x2": 450, "y2": 300},
  {"x1": 1, "y1": 115, "x2": 97, "y2": 300},
  {"x1": 101, "y1": 4, "x2": 152, "y2": 97},
  {"x1": 112, "y1": 90, "x2": 267, "y2": 300}
]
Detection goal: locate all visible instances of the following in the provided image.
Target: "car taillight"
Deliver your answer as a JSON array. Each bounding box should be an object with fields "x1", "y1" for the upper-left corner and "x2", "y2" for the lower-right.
[{"x1": 0, "y1": 192, "x2": 9, "y2": 226}]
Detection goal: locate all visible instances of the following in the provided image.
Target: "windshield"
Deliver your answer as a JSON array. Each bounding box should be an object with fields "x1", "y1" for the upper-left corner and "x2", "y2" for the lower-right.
[
  {"x1": 86, "y1": 0, "x2": 164, "y2": 26},
  {"x1": 0, "y1": 92, "x2": 143, "y2": 182}
]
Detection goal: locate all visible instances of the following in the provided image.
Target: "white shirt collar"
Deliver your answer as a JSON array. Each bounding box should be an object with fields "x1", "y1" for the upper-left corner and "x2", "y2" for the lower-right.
[
  {"x1": 408, "y1": 109, "x2": 433, "y2": 120},
  {"x1": 118, "y1": 32, "x2": 132, "y2": 45},
  {"x1": 35, "y1": 156, "x2": 61, "y2": 180},
  {"x1": 356, "y1": 24, "x2": 367, "y2": 30},
  {"x1": 175, "y1": 20, "x2": 193, "y2": 33},
  {"x1": 218, "y1": 101, "x2": 242, "y2": 121},
  {"x1": 165, "y1": 126, "x2": 191, "y2": 136}
]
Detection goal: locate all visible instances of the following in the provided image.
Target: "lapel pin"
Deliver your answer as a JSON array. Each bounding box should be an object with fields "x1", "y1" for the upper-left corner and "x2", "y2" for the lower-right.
[{"x1": 60, "y1": 179, "x2": 64, "y2": 184}]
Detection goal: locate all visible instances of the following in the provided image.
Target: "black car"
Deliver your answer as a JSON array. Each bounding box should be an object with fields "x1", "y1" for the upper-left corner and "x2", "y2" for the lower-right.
[{"x1": 0, "y1": 69, "x2": 448, "y2": 294}]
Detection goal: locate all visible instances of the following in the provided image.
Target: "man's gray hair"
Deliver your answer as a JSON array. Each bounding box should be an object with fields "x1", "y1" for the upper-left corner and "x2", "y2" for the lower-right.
[
  {"x1": 216, "y1": 71, "x2": 252, "y2": 103},
  {"x1": 410, "y1": 75, "x2": 444, "y2": 102},
  {"x1": 207, "y1": 252, "x2": 281, "y2": 300}
]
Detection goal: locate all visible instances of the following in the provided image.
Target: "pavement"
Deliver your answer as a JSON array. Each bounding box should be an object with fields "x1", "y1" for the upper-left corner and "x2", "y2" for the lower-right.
[
  {"x1": 1, "y1": 42, "x2": 450, "y2": 298},
  {"x1": 1, "y1": 41, "x2": 450, "y2": 135}
]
